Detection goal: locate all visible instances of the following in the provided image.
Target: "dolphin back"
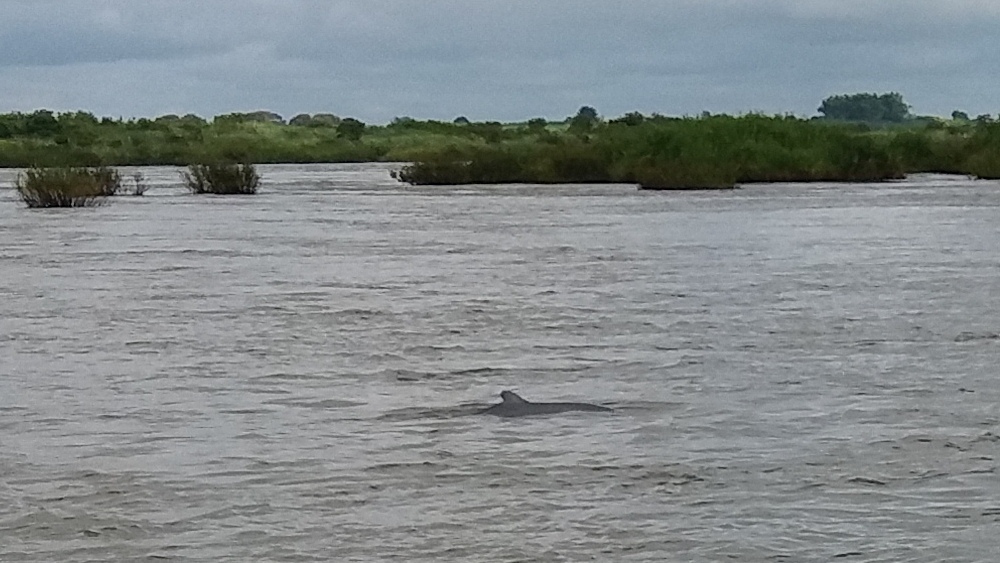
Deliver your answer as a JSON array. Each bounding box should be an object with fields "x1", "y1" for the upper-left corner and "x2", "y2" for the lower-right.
[{"x1": 479, "y1": 391, "x2": 612, "y2": 417}]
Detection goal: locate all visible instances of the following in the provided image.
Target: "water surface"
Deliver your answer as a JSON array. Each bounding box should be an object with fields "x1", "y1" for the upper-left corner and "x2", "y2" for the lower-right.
[{"x1": 1, "y1": 165, "x2": 998, "y2": 562}]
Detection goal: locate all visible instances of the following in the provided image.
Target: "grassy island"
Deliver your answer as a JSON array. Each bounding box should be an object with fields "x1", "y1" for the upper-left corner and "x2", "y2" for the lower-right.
[{"x1": 1, "y1": 97, "x2": 998, "y2": 188}]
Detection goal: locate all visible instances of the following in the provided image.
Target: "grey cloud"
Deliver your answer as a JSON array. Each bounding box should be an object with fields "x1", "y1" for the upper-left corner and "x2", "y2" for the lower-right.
[{"x1": 0, "y1": 0, "x2": 998, "y2": 121}]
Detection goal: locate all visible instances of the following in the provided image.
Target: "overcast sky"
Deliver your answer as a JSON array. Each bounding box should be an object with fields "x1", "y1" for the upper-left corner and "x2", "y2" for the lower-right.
[{"x1": 1, "y1": 0, "x2": 998, "y2": 123}]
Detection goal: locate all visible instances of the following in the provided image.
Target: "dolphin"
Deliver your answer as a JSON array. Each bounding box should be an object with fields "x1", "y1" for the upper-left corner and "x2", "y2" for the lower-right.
[{"x1": 479, "y1": 390, "x2": 612, "y2": 417}]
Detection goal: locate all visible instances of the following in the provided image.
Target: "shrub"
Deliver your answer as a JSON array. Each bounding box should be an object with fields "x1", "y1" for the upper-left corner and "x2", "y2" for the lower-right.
[
  {"x1": 182, "y1": 162, "x2": 260, "y2": 194},
  {"x1": 15, "y1": 166, "x2": 114, "y2": 208},
  {"x1": 91, "y1": 166, "x2": 123, "y2": 195},
  {"x1": 964, "y1": 151, "x2": 1000, "y2": 179},
  {"x1": 337, "y1": 118, "x2": 366, "y2": 141},
  {"x1": 129, "y1": 171, "x2": 149, "y2": 195}
]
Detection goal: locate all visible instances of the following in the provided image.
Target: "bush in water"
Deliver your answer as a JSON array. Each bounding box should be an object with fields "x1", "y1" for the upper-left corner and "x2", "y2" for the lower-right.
[
  {"x1": 15, "y1": 166, "x2": 120, "y2": 208},
  {"x1": 182, "y1": 162, "x2": 261, "y2": 194}
]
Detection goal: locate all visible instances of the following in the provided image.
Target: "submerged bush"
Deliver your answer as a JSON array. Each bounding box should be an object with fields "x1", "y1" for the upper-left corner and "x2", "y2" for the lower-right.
[
  {"x1": 15, "y1": 166, "x2": 119, "y2": 208},
  {"x1": 182, "y1": 162, "x2": 260, "y2": 194},
  {"x1": 128, "y1": 171, "x2": 149, "y2": 195},
  {"x1": 91, "y1": 166, "x2": 123, "y2": 195}
]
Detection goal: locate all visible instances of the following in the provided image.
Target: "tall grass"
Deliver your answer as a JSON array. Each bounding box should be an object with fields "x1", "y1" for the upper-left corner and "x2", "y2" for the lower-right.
[
  {"x1": 182, "y1": 162, "x2": 260, "y2": 194},
  {"x1": 15, "y1": 166, "x2": 120, "y2": 208}
]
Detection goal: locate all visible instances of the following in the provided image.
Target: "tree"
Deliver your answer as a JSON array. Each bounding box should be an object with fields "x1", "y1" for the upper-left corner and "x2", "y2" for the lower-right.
[
  {"x1": 337, "y1": 118, "x2": 366, "y2": 141},
  {"x1": 453, "y1": 116, "x2": 470, "y2": 125},
  {"x1": 23, "y1": 110, "x2": 61, "y2": 136},
  {"x1": 0, "y1": 119, "x2": 13, "y2": 139},
  {"x1": 526, "y1": 117, "x2": 547, "y2": 132},
  {"x1": 569, "y1": 106, "x2": 599, "y2": 133},
  {"x1": 291, "y1": 113, "x2": 339, "y2": 127},
  {"x1": 610, "y1": 111, "x2": 645, "y2": 126},
  {"x1": 817, "y1": 92, "x2": 911, "y2": 123},
  {"x1": 575, "y1": 106, "x2": 598, "y2": 121},
  {"x1": 469, "y1": 121, "x2": 505, "y2": 143},
  {"x1": 952, "y1": 110, "x2": 970, "y2": 121},
  {"x1": 289, "y1": 113, "x2": 313, "y2": 126},
  {"x1": 311, "y1": 113, "x2": 340, "y2": 126},
  {"x1": 214, "y1": 111, "x2": 284, "y2": 124},
  {"x1": 245, "y1": 111, "x2": 284, "y2": 124}
]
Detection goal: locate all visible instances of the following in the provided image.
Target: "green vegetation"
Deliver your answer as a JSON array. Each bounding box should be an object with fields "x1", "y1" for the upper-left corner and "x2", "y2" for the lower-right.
[
  {"x1": 818, "y1": 92, "x2": 911, "y2": 123},
  {"x1": 183, "y1": 162, "x2": 261, "y2": 194},
  {"x1": 0, "y1": 110, "x2": 385, "y2": 167},
  {"x1": 14, "y1": 166, "x2": 119, "y2": 208},
  {"x1": 398, "y1": 114, "x2": 907, "y2": 187},
  {"x1": 0, "y1": 93, "x2": 998, "y2": 189}
]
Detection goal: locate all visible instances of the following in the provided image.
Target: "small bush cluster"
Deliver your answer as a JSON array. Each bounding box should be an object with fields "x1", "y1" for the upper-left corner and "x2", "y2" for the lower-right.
[
  {"x1": 15, "y1": 166, "x2": 120, "y2": 208},
  {"x1": 182, "y1": 162, "x2": 261, "y2": 194}
]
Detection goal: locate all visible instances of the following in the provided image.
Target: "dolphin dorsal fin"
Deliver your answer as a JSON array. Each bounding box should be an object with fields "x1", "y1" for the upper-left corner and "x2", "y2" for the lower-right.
[{"x1": 500, "y1": 390, "x2": 528, "y2": 404}]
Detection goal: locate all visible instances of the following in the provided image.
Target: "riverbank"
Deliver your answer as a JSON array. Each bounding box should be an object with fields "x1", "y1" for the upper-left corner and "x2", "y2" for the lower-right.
[{"x1": 1, "y1": 110, "x2": 998, "y2": 187}]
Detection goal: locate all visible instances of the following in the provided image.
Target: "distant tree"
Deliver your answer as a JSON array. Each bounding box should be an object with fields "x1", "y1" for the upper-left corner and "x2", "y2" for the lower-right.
[
  {"x1": 569, "y1": 106, "x2": 599, "y2": 133},
  {"x1": 391, "y1": 116, "x2": 416, "y2": 127},
  {"x1": 133, "y1": 117, "x2": 156, "y2": 130},
  {"x1": 337, "y1": 118, "x2": 366, "y2": 141},
  {"x1": 289, "y1": 113, "x2": 314, "y2": 126},
  {"x1": 59, "y1": 112, "x2": 101, "y2": 145},
  {"x1": 610, "y1": 111, "x2": 645, "y2": 126},
  {"x1": 470, "y1": 121, "x2": 505, "y2": 143},
  {"x1": 311, "y1": 113, "x2": 340, "y2": 126},
  {"x1": 215, "y1": 111, "x2": 284, "y2": 124},
  {"x1": 248, "y1": 111, "x2": 284, "y2": 124},
  {"x1": 576, "y1": 106, "x2": 598, "y2": 121},
  {"x1": 526, "y1": 117, "x2": 547, "y2": 132},
  {"x1": 61, "y1": 111, "x2": 99, "y2": 125},
  {"x1": 951, "y1": 110, "x2": 970, "y2": 121},
  {"x1": 817, "y1": 92, "x2": 911, "y2": 123},
  {"x1": 23, "y1": 110, "x2": 61, "y2": 136},
  {"x1": 453, "y1": 116, "x2": 470, "y2": 125},
  {"x1": 289, "y1": 113, "x2": 339, "y2": 127},
  {"x1": 975, "y1": 114, "x2": 996, "y2": 124}
]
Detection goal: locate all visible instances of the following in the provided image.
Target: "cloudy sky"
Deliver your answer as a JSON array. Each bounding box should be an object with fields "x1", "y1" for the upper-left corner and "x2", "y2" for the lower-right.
[{"x1": 1, "y1": 0, "x2": 998, "y2": 123}]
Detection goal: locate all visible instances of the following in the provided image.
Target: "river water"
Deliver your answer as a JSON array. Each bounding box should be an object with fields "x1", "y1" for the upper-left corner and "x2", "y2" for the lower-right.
[{"x1": 1, "y1": 164, "x2": 998, "y2": 562}]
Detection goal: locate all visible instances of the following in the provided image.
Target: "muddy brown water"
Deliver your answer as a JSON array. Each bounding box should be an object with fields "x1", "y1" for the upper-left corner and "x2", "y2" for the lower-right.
[{"x1": 1, "y1": 165, "x2": 998, "y2": 562}]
